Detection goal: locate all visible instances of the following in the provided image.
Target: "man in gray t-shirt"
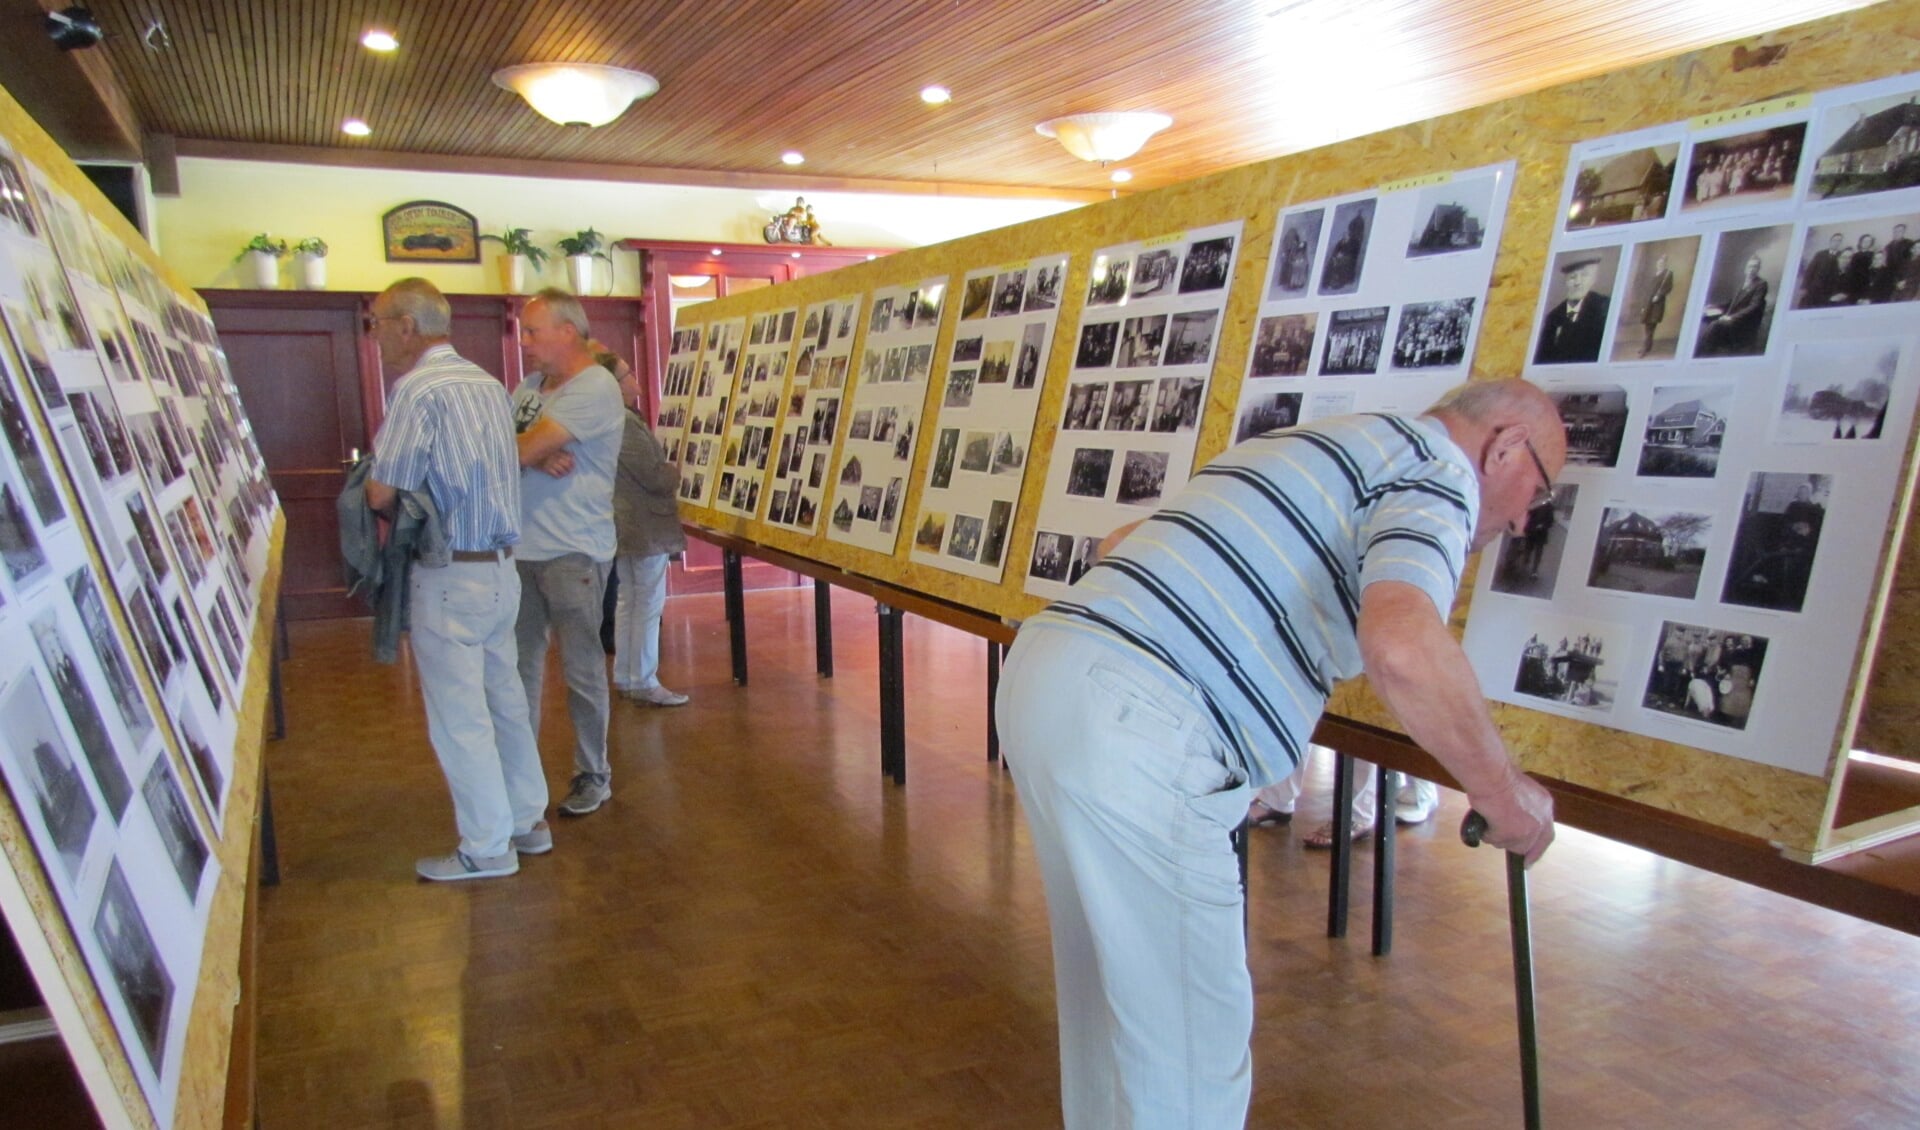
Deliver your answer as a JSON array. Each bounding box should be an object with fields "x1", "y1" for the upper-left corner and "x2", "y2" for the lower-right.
[{"x1": 511, "y1": 289, "x2": 625, "y2": 817}]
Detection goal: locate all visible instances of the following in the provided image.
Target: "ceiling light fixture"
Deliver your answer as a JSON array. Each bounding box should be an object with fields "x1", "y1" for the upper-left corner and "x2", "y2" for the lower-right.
[
  {"x1": 342, "y1": 118, "x2": 372, "y2": 137},
  {"x1": 361, "y1": 29, "x2": 398, "y2": 52},
  {"x1": 1035, "y1": 111, "x2": 1172, "y2": 163},
  {"x1": 920, "y1": 85, "x2": 951, "y2": 105},
  {"x1": 1110, "y1": 169, "x2": 1133, "y2": 183},
  {"x1": 709, "y1": 247, "x2": 723, "y2": 256},
  {"x1": 491, "y1": 63, "x2": 659, "y2": 128},
  {"x1": 781, "y1": 151, "x2": 805, "y2": 166}
]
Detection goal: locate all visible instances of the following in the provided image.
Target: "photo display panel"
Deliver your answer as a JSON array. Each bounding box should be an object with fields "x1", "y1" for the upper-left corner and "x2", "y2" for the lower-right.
[
  {"x1": 1023, "y1": 221, "x2": 1243, "y2": 598},
  {"x1": 0, "y1": 137, "x2": 227, "y2": 1129},
  {"x1": 825, "y1": 277, "x2": 949, "y2": 553},
  {"x1": 1462, "y1": 74, "x2": 1920, "y2": 775},
  {"x1": 677, "y1": 317, "x2": 745, "y2": 509},
  {"x1": 909, "y1": 254, "x2": 1069, "y2": 581},
  {"x1": 655, "y1": 318, "x2": 703, "y2": 466},
  {"x1": 1228, "y1": 162, "x2": 1515, "y2": 438},
  {"x1": 767, "y1": 292, "x2": 863, "y2": 534},
  {"x1": 712, "y1": 307, "x2": 796, "y2": 519}
]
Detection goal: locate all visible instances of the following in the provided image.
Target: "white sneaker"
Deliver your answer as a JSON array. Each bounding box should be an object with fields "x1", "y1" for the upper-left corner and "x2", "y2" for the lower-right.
[
  {"x1": 510, "y1": 820, "x2": 553, "y2": 855},
  {"x1": 628, "y1": 685, "x2": 689, "y2": 707},
  {"x1": 1394, "y1": 784, "x2": 1439, "y2": 826},
  {"x1": 416, "y1": 850, "x2": 519, "y2": 882}
]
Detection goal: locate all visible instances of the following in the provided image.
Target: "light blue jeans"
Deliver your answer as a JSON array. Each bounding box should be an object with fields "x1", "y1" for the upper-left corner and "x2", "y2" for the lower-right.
[
  {"x1": 998, "y1": 623, "x2": 1254, "y2": 1130},
  {"x1": 611, "y1": 553, "x2": 671, "y2": 691},
  {"x1": 409, "y1": 556, "x2": 548, "y2": 858}
]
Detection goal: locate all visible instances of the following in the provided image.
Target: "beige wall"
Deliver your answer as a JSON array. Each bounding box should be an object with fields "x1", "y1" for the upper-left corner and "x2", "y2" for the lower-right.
[{"x1": 151, "y1": 156, "x2": 1085, "y2": 294}]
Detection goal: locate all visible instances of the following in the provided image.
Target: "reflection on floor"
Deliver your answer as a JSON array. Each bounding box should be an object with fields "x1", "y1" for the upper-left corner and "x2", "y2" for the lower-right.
[{"x1": 259, "y1": 587, "x2": 1920, "y2": 1128}]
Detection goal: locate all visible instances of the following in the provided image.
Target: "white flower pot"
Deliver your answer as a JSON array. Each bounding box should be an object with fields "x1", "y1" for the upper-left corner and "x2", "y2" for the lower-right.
[
  {"x1": 566, "y1": 253, "x2": 596, "y2": 295},
  {"x1": 296, "y1": 252, "x2": 327, "y2": 290},
  {"x1": 245, "y1": 249, "x2": 279, "y2": 288},
  {"x1": 502, "y1": 253, "x2": 530, "y2": 294}
]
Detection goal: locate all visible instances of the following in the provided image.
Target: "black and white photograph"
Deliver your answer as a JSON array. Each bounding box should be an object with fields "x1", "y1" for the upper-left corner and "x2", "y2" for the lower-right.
[
  {"x1": 848, "y1": 409, "x2": 874, "y2": 441},
  {"x1": 143, "y1": 757, "x2": 209, "y2": 901},
  {"x1": 1811, "y1": 88, "x2": 1920, "y2": 200},
  {"x1": 1087, "y1": 257, "x2": 1132, "y2": 306},
  {"x1": 1777, "y1": 339, "x2": 1899, "y2": 442},
  {"x1": 0, "y1": 481, "x2": 49, "y2": 588},
  {"x1": 1076, "y1": 321, "x2": 1119, "y2": 368},
  {"x1": 1491, "y1": 484, "x2": 1579, "y2": 600},
  {"x1": 1163, "y1": 310, "x2": 1218, "y2": 367},
  {"x1": 1610, "y1": 235, "x2": 1700, "y2": 361},
  {"x1": 127, "y1": 494, "x2": 169, "y2": 584},
  {"x1": 1681, "y1": 123, "x2": 1806, "y2": 212},
  {"x1": 1694, "y1": 225, "x2": 1789, "y2": 358},
  {"x1": 210, "y1": 590, "x2": 246, "y2": 681},
  {"x1": 873, "y1": 406, "x2": 899, "y2": 444},
  {"x1": 929, "y1": 428, "x2": 960, "y2": 490},
  {"x1": 960, "y1": 277, "x2": 993, "y2": 321},
  {"x1": 1234, "y1": 392, "x2": 1303, "y2": 444},
  {"x1": 1268, "y1": 208, "x2": 1324, "y2": 299},
  {"x1": 1566, "y1": 144, "x2": 1679, "y2": 229},
  {"x1": 1151, "y1": 377, "x2": 1204, "y2": 434},
  {"x1": 1106, "y1": 380, "x2": 1151, "y2": 432},
  {"x1": 1013, "y1": 321, "x2": 1046, "y2": 389},
  {"x1": 1551, "y1": 385, "x2": 1629, "y2": 468},
  {"x1": 1407, "y1": 177, "x2": 1494, "y2": 255},
  {"x1": 947, "y1": 514, "x2": 983, "y2": 561},
  {"x1": 1028, "y1": 531, "x2": 1072, "y2": 583},
  {"x1": 991, "y1": 431, "x2": 1026, "y2": 475},
  {"x1": 892, "y1": 420, "x2": 914, "y2": 462},
  {"x1": 980, "y1": 340, "x2": 1013, "y2": 385},
  {"x1": 1791, "y1": 211, "x2": 1920, "y2": 308},
  {"x1": 857, "y1": 485, "x2": 883, "y2": 522},
  {"x1": 1063, "y1": 382, "x2": 1109, "y2": 431},
  {"x1": 1533, "y1": 246, "x2": 1621, "y2": 364},
  {"x1": 173, "y1": 597, "x2": 225, "y2": 713},
  {"x1": 124, "y1": 586, "x2": 174, "y2": 688},
  {"x1": 1249, "y1": 314, "x2": 1316, "y2": 379},
  {"x1": 69, "y1": 569, "x2": 155, "y2": 746},
  {"x1": 905, "y1": 344, "x2": 933, "y2": 383},
  {"x1": 1116, "y1": 315, "x2": 1167, "y2": 368},
  {"x1": 1642, "y1": 621, "x2": 1768, "y2": 730},
  {"x1": 880, "y1": 477, "x2": 903, "y2": 532},
  {"x1": 959, "y1": 430, "x2": 994, "y2": 474},
  {"x1": 1067, "y1": 535, "x2": 1102, "y2": 585},
  {"x1": 1638, "y1": 383, "x2": 1731, "y2": 478},
  {"x1": 992, "y1": 269, "x2": 1027, "y2": 316},
  {"x1": 93, "y1": 861, "x2": 175, "y2": 1074},
  {"x1": 1178, "y1": 236, "x2": 1235, "y2": 294},
  {"x1": 1131, "y1": 249, "x2": 1180, "y2": 299},
  {"x1": 32, "y1": 608, "x2": 133, "y2": 820},
  {"x1": 868, "y1": 297, "x2": 894, "y2": 335},
  {"x1": 1317, "y1": 199, "x2": 1376, "y2": 296},
  {"x1": 3, "y1": 301, "x2": 66, "y2": 410},
  {"x1": 1720, "y1": 471, "x2": 1830, "y2": 613},
  {"x1": 913, "y1": 510, "x2": 948, "y2": 552},
  {"x1": 1319, "y1": 306, "x2": 1387, "y2": 376},
  {"x1": 980, "y1": 500, "x2": 1013, "y2": 567},
  {"x1": 1587, "y1": 505, "x2": 1712, "y2": 599},
  {"x1": 1116, "y1": 449, "x2": 1169, "y2": 507},
  {"x1": 1025, "y1": 263, "x2": 1063, "y2": 313},
  {"x1": 1066, "y1": 447, "x2": 1114, "y2": 499},
  {"x1": 944, "y1": 367, "x2": 976, "y2": 409},
  {"x1": 1389, "y1": 298, "x2": 1474, "y2": 369},
  {"x1": 0, "y1": 354, "x2": 65, "y2": 526},
  {"x1": 952, "y1": 335, "x2": 984, "y2": 363},
  {"x1": 1512, "y1": 621, "x2": 1622, "y2": 711},
  {"x1": 0, "y1": 670, "x2": 97, "y2": 884}
]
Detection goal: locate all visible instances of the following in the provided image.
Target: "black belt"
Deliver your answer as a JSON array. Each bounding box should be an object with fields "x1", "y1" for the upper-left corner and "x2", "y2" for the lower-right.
[{"x1": 450, "y1": 547, "x2": 513, "y2": 562}]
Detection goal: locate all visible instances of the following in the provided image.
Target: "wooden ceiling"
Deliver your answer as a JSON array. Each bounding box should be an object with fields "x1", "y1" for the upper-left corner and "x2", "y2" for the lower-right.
[{"x1": 81, "y1": 0, "x2": 1882, "y2": 195}]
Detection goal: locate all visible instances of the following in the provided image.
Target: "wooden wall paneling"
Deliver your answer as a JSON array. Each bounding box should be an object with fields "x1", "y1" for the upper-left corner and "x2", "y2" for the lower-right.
[
  {"x1": 444, "y1": 294, "x2": 514, "y2": 390},
  {"x1": 667, "y1": 0, "x2": 1920, "y2": 855}
]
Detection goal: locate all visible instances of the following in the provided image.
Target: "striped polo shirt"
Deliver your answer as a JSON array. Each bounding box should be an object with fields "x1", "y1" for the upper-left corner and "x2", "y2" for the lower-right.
[
  {"x1": 372, "y1": 344, "x2": 522, "y2": 553},
  {"x1": 1029, "y1": 413, "x2": 1478, "y2": 786}
]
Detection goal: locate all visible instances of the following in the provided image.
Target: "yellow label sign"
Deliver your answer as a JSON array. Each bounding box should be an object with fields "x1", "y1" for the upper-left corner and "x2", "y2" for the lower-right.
[
  {"x1": 1142, "y1": 232, "x2": 1187, "y2": 249},
  {"x1": 1379, "y1": 172, "x2": 1452, "y2": 193},
  {"x1": 1692, "y1": 94, "x2": 1812, "y2": 130}
]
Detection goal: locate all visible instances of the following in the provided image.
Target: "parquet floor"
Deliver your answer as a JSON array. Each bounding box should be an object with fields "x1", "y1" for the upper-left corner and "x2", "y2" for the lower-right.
[{"x1": 258, "y1": 587, "x2": 1920, "y2": 1129}]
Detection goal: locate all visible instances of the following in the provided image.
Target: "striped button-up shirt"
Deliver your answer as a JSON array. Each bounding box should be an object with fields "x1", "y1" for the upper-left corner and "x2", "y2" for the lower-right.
[
  {"x1": 372, "y1": 344, "x2": 521, "y2": 553},
  {"x1": 1029, "y1": 413, "x2": 1478, "y2": 786}
]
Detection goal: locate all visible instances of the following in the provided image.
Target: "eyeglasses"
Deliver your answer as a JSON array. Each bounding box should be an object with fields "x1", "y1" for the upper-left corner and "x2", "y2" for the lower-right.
[
  {"x1": 1523, "y1": 438, "x2": 1555, "y2": 508},
  {"x1": 363, "y1": 313, "x2": 402, "y2": 332}
]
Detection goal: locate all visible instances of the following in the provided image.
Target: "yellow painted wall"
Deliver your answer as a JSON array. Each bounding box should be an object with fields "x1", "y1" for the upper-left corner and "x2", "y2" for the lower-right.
[{"x1": 149, "y1": 156, "x2": 1083, "y2": 294}]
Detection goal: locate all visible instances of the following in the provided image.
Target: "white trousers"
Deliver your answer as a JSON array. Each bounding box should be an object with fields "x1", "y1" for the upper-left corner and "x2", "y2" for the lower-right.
[{"x1": 612, "y1": 553, "x2": 671, "y2": 691}]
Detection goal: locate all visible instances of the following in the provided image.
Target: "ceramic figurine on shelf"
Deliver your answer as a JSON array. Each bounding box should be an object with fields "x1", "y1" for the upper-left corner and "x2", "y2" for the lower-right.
[{"x1": 763, "y1": 196, "x2": 828, "y2": 245}]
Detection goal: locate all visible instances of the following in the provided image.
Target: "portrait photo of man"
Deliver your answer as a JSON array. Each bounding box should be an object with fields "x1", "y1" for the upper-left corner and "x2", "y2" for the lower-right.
[{"x1": 1534, "y1": 246, "x2": 1620, "y2": 364}]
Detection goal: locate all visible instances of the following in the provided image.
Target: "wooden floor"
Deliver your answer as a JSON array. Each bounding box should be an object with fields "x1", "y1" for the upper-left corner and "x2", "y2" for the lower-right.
[{"x1": 258, "y1": 587, "x2": 1920, "y2": 1129}]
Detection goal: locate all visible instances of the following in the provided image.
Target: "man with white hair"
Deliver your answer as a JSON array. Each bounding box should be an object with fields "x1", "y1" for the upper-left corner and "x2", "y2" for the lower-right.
[{"x1": 512, "y1": 288, "x2": 626, "y2": 817}]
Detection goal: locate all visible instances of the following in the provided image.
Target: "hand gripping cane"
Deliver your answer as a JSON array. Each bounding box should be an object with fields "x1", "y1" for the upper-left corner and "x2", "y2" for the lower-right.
[{"x1": 1462, "y1": 810, "x2": 1542, "y2": 1130}]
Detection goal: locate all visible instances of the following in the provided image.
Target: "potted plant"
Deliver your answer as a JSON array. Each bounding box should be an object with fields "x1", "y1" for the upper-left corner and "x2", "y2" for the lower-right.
[
  {"x1": 234, "y1": 233, "x2": 287, "y2": 288},
  {"x1": 555, "y1": 227, "x2": 611, "y2": 295},
  {"x1": 480, "y1": 227, "x2": 548, "y2": 294},
  {"x1": 292, "y1": 238, "x2": 329, "y2": 290}
]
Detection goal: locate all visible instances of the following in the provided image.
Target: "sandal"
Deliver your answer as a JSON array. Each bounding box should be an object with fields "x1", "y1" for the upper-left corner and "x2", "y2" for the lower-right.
[
  {"x1": 1302, "y1": 820, "x2": 1374, "y2": 849},
  {"x1": 1247, "y1": 799, "x2": 1293, "y2": 828}
]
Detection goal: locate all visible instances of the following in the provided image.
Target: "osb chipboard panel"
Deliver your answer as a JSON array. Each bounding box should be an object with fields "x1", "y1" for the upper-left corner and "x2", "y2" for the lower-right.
[{"x1": 679, "y1": 0, "x2": 1920, "y2": 851}]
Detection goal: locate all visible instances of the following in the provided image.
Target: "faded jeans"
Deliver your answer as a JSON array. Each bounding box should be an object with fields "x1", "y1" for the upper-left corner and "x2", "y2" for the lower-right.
[
  {"x1": 611, "y1": 553, "x2": 670, "y2": 691},
  {"x1": 997, "y1": 622, "x2": 1254, "y2": 1130},
  {"x1": 515, "y1": 553, "x2": 612, "y2": 782}
]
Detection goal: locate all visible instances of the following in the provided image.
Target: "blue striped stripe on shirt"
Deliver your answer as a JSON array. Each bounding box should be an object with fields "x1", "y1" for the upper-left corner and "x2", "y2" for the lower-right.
[
  {"x1": 371, "y1": 345, "x2": 522, "y2": 552},
  {"x1": 1027, "y1": 412, "x2": 1477, "y2": 786}
]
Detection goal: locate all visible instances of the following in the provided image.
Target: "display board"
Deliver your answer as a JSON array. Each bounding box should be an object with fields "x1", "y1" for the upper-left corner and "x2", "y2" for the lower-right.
[
  {"x1": 676, "y1": 316, "x2": 744, "y2": 508},
  {"x1": 668, "y1": 0, "x2": 1920, "y2": 858},
  {"x1": 767, "y1": 293, "x2": 863, "y2": 534},
  {"x1": 654, "y1": 319, "x2": 701, "y2": 465}
]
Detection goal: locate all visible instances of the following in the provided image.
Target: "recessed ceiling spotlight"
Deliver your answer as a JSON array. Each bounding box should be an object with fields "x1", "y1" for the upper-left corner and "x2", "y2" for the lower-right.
[
  {"x1": 790, "y1": 251, "x2": 802, "y2": 259},
  {"x1": 710, "y1": 247, "x2": 723, "y2": 256},
  {"x1": 361, "y1": 29, "x2": 398, "y2": 52},
  {"x1": 781, "y1": 150, "x2": 805, "y2": 166},
  {"x1": 1110, "y1": 169, "x2": 1133, "y2": 183},
  {"x1": 920, "y1": 85, "x2": 951, "y2": 105},
  {"x1": 342, "y1": 118, "x2": 372, "y2": 137}
]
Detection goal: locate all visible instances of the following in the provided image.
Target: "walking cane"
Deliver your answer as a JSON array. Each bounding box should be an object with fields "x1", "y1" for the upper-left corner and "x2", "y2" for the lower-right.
[{"x1": 1462, "y1": 810, "x2": 1542, "y2": 1130}]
